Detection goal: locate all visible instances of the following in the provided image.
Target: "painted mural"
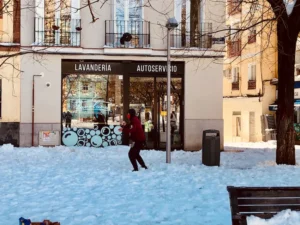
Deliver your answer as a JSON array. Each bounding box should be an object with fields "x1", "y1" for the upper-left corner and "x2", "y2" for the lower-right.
[{"x1": 62, "y1": 125, "x2": 122, "y2": 147}]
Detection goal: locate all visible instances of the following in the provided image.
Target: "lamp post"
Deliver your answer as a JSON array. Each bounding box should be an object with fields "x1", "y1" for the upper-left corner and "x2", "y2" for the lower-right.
[
  {"x1": 166, "y1": 18, "x2": 178, "y2": 163},
  {"x1": 32, "y1": 73, "x2": 44, "y2": 146}
]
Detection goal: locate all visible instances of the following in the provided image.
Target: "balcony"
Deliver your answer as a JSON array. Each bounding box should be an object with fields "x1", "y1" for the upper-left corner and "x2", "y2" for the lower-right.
[
  {"x1": 227, "y1": 39, "x2": 241, "y2": 58},
  {"x1": 248, "y1": 34, "x2": 256, "y2": 44},
  {"x1": 105, "y1": 20, "x2": 150, "y2": 48},
  {"x1": 171, "y1": 23, "x2": 213, "y2": 48},
  {"x1": 248, "y1": 80, "x2": 256, "y2": 90},
  {"x1": 232, "y1": 82, "x2": 239, "y2": 90},
  {"x1": 34, "y1": 17, "x2": 81, "y2": 47},
  {"x1": 228, "y1": 0, "x2": 242, "y2": 15}
]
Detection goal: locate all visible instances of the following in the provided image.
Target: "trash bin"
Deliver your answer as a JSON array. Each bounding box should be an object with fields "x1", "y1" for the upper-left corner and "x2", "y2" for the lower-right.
[{"x1": 202, "y1": 129, "x2": 220, "y2": 166}]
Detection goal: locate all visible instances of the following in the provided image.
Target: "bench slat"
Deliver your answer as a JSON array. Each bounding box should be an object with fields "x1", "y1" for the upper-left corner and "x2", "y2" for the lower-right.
[
  {"x1": 234, "y1": 213, "x2": 276, "y2": 219},
  {"x1": 238, "y1": 205, "x2": 300, "y2": 213},
  {"x1": 227, "y1": 186, "x2": 300, "y2": 225},
  {"x1": 238, "y1": 198, "x2": 300, "y2": 205},
  {"x1": 233, "y1": 189, "x2": 300, "y2": 198}
]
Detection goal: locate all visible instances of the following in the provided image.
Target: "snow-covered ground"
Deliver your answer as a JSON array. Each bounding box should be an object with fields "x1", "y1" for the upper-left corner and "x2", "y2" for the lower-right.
[{"x1": 1, "y1": 141, "x2": 300, "y2": 225}]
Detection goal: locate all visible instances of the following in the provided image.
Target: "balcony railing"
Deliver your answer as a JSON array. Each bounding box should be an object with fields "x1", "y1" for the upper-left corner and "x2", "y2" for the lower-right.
[
  {"x1": 248, "y1": 80, "x2": 256, "y2": 90},
  {"x1": 171, "y1": 22, "x2": 213, "y2": 48},
  {"x1": 105, "y1": 20, "x2": 150, "y2": 48},
  {"x1": 248, "y1": 34, "x2": 256, "y2": 44},
  {"x1": 232, "y1": 82, "x2": 239, "y2": 90},
  {"x1": 34, "y1": 17, "x2": 81, "y2": 47},
  {"x1": 228, "y1": 39, "x2": 241, "y2": 58},
  {"x1": 228, "y1": 0, "x2": 242, "y2": 15}
]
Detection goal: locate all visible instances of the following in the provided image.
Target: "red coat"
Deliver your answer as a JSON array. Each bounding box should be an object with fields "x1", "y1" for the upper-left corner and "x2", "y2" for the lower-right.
[{"x1": 122, "y1": 116, "x2": 146, "y2": 142}]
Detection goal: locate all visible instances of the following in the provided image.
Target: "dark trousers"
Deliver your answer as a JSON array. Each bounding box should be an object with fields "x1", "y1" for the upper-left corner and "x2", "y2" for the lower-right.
[
  {"x1": 65, "y1": 119, "x2": 71, "y2": 128},
  {"x1": 128, "y1": 141, "x2": 146, "y2": 171}
]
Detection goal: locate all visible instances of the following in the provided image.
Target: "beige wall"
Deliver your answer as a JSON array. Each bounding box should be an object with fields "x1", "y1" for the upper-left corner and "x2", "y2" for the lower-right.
[
  {"x1": 223, "y1": 98, "x2": 262, "y2": 142},
  {"x1": 0, "y1": 55, "x2": 20, "y2": 122},
  {"x1": 185, "y1": 59, "x2": 223, "y2": 120},
  {"x1": 184, "y1": 58, "x2": 224, "y2": 150}
]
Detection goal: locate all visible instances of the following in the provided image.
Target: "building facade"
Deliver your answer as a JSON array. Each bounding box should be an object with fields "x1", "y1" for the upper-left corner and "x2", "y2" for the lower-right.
[
  {"x1": 223, "y1": 0, "x2": 278, "y2": 142},
  {"x1": 1, "y1": 0, "x2": 225, "y2": 150},
  {"x1": 0, "y1": 0, "x2": 21, "y2": 146}
]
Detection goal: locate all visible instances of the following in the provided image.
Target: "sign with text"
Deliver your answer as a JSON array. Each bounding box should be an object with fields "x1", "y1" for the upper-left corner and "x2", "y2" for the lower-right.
[
  {"x1": 129, "y1": 62, "x2": 184, "y2": 75},
  {"x1": 62, "y1": 61, "x2": 123, "y2": 74},
  {"x1": 62, "y1": 61, "x2": 185, "y2": 75}
]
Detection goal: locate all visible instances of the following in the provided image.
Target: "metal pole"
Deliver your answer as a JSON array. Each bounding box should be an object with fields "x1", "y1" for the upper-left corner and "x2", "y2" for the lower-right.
[
  {"x1": 166, "y1": 28, "x2": 171, "y2": 163},
  {"x1": 32, "y1": 76, "x2": 35, "y2": 146},
  {"x1": 32, "y1": 74, "x2": 42, "y2": 146}
]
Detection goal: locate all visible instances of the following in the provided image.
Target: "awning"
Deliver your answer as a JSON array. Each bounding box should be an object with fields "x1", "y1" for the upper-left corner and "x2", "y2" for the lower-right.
[{"x1": 269, "y1": 101, "x2": 300, "y2": 111}]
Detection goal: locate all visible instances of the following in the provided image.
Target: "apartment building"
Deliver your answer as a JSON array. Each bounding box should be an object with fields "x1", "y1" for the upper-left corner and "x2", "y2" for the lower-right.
[
  {"x1": 0, "y1": 0, "x2": 226, "y2": 149},
  {"x1": 0, "y1": 0, "x2": 21, "y2": 146},
  {"x1": 223, "y1": 0, "x2": 277, "y2": 142}
]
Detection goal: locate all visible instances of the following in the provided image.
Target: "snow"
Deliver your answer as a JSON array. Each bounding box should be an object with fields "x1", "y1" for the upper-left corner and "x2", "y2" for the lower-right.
[
  {"x1": 0, "y1": 42, "x2": 20, "y2": 46},
  {"x1": 1, "y1": 141, "x2": 300, "y2": 225},
  {"x1": 248, "y1": 209, "x2": 300, "y2": 225}
]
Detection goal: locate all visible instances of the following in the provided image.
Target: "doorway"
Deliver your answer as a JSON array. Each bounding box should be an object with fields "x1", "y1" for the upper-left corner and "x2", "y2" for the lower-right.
[{"x1": 129, "y1": 76, "x2": 183, "y2": 149}]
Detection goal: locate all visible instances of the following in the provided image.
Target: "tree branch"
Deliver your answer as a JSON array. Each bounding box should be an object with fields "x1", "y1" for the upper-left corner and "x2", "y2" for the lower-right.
[{"x1": 87, "y1": 0, "x2": 99, "y2": 23}]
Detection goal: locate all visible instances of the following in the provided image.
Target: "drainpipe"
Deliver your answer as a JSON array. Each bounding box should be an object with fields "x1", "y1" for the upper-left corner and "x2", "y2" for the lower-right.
[{"x1": 32, "y1": 74, "x2": 43, "y2": 146}]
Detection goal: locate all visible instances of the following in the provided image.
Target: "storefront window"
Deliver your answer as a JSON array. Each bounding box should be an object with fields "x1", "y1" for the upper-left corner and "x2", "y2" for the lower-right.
[{"x1": 62, "y1": 74, "x2": 123, "y2": 129}]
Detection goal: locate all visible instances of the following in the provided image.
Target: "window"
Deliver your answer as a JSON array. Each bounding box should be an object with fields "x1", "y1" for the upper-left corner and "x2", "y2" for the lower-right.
[
  {"x1": 251, "y1": 0, "x2": 260, "y2": 12},
  {"x1": 223, "y1": 68, "x2": 232, "y2": 79},
  {"x1": 113, "y1": 0, "x2": 143, "y2": 47},
  {"x1": 82, "y1": 82, "x2": 89, "y2": 91},
  {"x1": 70, "y1": 99, "x2": 76, "y2": 111},
  {"x1": 62, "y1": 75, "x2": 124, "y2": 128},
  {"x1": 248, "y1": 27, "x2": 256, "y2": 44},
  {"x1": 248, "y1": 64, "x2": 256, "y2": 81},
  {"x1": 232, "y1": 67, "x2": 239, "y2": 83},
  {"x1": 115, "y1": 0, "x2": 142, "y2": 21},
  {"x1": 231, "y1": 67, "x2": 239, "y2": 90},
  {"x1": 248, "y1": 64, "x2": 256, "y2": 89},
  {"x1": 35, "y1": 0, "x2": 81, "y2": 46},
  {"x1": 173, "y1": 0, "x2": 210, "y2": 48},
  {"x1": 228, "y1": 0, "x2": 242, "y2": 15}
]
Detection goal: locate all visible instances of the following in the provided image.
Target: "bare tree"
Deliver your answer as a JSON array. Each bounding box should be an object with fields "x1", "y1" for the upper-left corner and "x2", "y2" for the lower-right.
[{"x1": 268, "y1": 0, "x2": 300, "y2": 165}]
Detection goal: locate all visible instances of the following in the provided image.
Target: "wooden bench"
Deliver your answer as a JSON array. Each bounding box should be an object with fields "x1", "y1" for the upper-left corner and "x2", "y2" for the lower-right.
[{"x1": 227, "y1": 186, "x2": 300, "y2": 225}]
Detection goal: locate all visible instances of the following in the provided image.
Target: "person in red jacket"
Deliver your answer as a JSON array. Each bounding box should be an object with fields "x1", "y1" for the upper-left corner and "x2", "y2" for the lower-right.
[{"x1": 119, "y1": 108, "x2": 148, "y2": 171}]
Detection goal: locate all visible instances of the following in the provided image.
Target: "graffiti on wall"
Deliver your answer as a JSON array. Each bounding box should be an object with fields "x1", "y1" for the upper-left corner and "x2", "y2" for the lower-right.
[{"x1": 62, "y1": 125, "x2": 122, "y2": 147}]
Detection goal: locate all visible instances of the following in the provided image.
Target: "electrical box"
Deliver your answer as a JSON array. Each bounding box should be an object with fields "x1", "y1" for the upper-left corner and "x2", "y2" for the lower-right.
[{"x1": 39, "y1": 131, "x2": 60, "y2": 146}]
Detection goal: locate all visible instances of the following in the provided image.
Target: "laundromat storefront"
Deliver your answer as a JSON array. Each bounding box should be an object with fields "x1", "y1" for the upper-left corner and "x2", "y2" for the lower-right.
[{"x1": 61, "y1": 60, "x2": 185, "y2": 149}]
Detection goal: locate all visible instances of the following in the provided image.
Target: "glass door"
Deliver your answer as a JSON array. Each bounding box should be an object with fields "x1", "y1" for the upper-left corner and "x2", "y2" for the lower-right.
[
  {"x1": 129, "y1": 77, "x2": 155, "y2": 149},
  {"x1": 156, "y1": 78, "x2": 183, "y2": 149},
  {"x1": 129, "y1": 77, "x2": 183, "y2": 150}
]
